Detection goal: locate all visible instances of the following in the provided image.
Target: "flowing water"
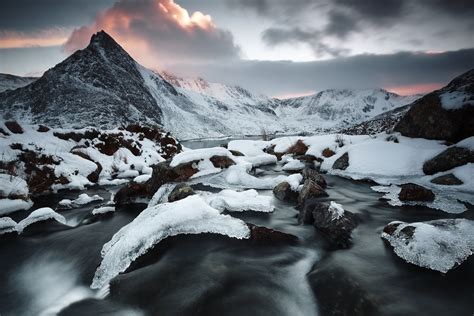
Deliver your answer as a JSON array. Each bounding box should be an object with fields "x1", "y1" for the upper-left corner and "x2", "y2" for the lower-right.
[{"x1": 0, "y1": 140, "x2": 473, "y2": 316}]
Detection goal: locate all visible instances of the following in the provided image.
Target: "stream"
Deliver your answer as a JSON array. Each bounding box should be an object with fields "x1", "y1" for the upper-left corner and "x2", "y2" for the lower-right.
[{"x1": 0, "y1": 140, "x2": 473, "y2": 316}]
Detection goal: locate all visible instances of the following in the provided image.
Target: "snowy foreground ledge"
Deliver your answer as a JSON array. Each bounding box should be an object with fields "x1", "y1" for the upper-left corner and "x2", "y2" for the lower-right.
[
  {"x1": 91, "y1": 195, "x2": 250, "y2": 289},
  {"x1": 382, "y1": 219, "x2": 474, "y2": 273}
]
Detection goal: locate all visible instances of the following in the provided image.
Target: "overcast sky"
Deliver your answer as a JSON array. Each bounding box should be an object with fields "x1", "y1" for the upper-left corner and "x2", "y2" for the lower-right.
[{"x1": 1, "y1": 0, "x2": 473, "y2": 97}]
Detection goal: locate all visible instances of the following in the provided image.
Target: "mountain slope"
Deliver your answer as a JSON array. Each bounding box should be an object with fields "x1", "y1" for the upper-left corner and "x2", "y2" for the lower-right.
[
  {"x1": 274, "y1": 89, "x2": 420, "y2": 131},
  {"x1": 0, "y1": 74, "x2": 37, "y2": 93},
  {"x1": 0, "y1": 31, "x2": 162, "y2": 128}
]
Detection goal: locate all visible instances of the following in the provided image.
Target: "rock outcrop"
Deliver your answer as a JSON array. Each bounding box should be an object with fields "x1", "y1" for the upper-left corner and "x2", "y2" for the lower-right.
[{"x1": 394, "y1": 69, "x2": 474, "y2": 142}]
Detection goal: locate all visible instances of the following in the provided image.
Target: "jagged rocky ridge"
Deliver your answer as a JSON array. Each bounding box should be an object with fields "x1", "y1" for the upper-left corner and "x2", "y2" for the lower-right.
[{"x1": 0, "y1": 31, "x2": 419, "y2": 139}]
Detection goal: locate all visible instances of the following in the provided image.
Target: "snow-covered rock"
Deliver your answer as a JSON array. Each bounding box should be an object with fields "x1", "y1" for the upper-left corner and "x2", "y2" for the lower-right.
[
  {"x1": 17, "y1": 208, "x2": 67, "y2": 233},
  {"x1": 92, "y1": 206, "x2": 115, "y2": 216},
  {"x1": 0, "y1": 121, "x2": 180, "y2": 195},
  {"x1": 0, "y1": 217, "x2": 17, "y2": 235},
  {"x1": 59, "y1": 194, "x2": 103, "y2": 208},
  {"x1": 382, "y1": 219, "x2": 474, "y2": 273},
  {"x1": 0, "y1": 174, "x2": 29, "y2": 198},
  {"x1": 0, "y1": 198, "x2": 33, "y2": 216},
  {"x1": 203, "y1": 189, "x2": 274, "y2": 213},
  {"x1": 91, "y1": 195, "x2": 250, "y2": 289}
]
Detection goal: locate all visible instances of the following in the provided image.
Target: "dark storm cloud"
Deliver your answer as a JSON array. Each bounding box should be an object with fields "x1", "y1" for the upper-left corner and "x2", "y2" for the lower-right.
[
  {"x1": 420, "y1": 0, "x2": 474, "y2": 16},
  {"x1": 333, "y1": 0, "x2": 406, "y2": 25},
  {"x1": 262, "y1": 27, "x2": 349, "y2": 57},
  {"x1": 170, "y1": 48, "x2": 474, "y2": 96},
  {"x1": 324, "y1": 10, "x2": 359, "y2": 38},
  {"x1": 0, "y1": 0, "x2": 117, "y2": 32}
]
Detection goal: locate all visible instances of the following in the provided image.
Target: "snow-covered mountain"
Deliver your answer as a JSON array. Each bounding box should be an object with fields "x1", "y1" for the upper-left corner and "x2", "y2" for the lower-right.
[
  {"x1": 0, "y1": 31, "x2": 164, "y2": 128},
  {"x1": 274, "y1": 89, "x2": 420, "y2": 131},
  {"x1": 0, "y1": 74, "x2": 37, "y2": 93},
  {"x1": 0, "y1": 30, "x2": 421, "y2": 139}
]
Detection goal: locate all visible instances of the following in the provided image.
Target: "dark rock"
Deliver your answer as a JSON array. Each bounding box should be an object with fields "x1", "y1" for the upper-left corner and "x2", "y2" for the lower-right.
[
  {"x1": 114, "y1": 182, "x2": 149, "y2": 205},
  {"x1": 332, "y1": 152, "x2": 349, "y2": 170},
  {"x1": 423, "y1": 146, "x2": 474, "y2": 175},
  {"x1": 37, "y1": 125, "x2": 50, "y2": 132},
  {"x1": 394, "y1": 69, "x2": 474, "y2": 142},
  {"x1": 229, "y1": 149, "x2": 244, "y2": 156},
  {"x1": 247, "y1": 224, "x2": 298, "y2": 245},
  {"x1": 17, "y1": 150, "x2": 64, "y2": 194},
  {"x1": 382, "y1": 221, "x2": 401, "y2": 236},
  {"x1": 286, "y1": 139, "x2": 308, "y2": 155},
  {"x1": 87, "y1": 162, "x2": 103, "y2": 183},
  {"x1": 322, "y1": 147, "x2": 336, "y2": 157},
  {"x1": 430, "y1": 173, "x2": 463, "y2": 185},
  {"x1": 302, "y1": 167, "x2": 327, "y2": 188},
  {"x1": 399, "y1": 183, "x2": 435, "y2": 202},
  {"x1": 53, "y1": 130, "x2": 100, "y2": 142},
  {"x1": 308, "y1": 264, "x2": 379, "y2": 316},
  {"x1": 95, "y1": 133, "x2": 141, "y2": 156},
  {"x1": 0, "y1": 127, "x2": 10, "y2": 136},
  {"x1": 295, "y1": 154, "x2": 321, "y2": 163},
  {"x1": 311, "y1": 202, "x2": 359, "y2": 249},
  {"x1": 297, "y1": 179, "x2": 328, "y2": 207},
  {"x1": 273, "y1": 181, "x2": 299, "y2": 202},
  {"x1": 264, "y1": 144, "x2": 283, "y2": 160},
  {"x1": 9, "y1": 143, "x2": 22, "y2": 150},
  {"x1": 172, "y1": 161, "x2": 199, "y2": 181},
  {"x1": 209, "y1": 155, "x2": 235, "y2": 169},
  {"x1": 168, "y1": 184, "x2": 195, "y2": 202},
  {"x1": 147, "y1": 161, "x2": 180, "y2": 192},
  {"x1": 4, "y1": 121, "x2": 23, "y2": 134}
]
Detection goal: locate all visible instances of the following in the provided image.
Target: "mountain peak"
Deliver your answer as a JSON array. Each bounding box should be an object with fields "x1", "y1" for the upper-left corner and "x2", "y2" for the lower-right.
[
  {"x1": 90, "y1": 30, "x2": 116, "y2": 46},
  {"x1": 87, "y1": 30, "x2": 127, "y2": 56}
]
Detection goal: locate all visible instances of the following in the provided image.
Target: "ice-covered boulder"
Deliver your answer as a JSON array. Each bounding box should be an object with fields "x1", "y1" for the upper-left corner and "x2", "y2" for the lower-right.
[
  {"x1": 59, "y1": 193, "x2": 104, "y2": 208},
  {"x1": 91, "y1": 195, "x2": 250, "y2": 289},
  {"x1": 382, "y1": 219, "x2": 474, "y2": 273},
  {"x1": 204, "y1": 189, "x2": 274, "y2": 213},
  {"x1": 0, "y1": 217, "x2": 17, "y2": 236},
  {"x1": 17, "y1": 207, "x2": 67, "y2": 233}
]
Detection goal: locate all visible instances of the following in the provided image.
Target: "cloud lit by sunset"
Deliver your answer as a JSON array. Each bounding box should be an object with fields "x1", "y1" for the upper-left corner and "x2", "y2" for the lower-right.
[
  {"x1": 0, "y1": 30, "x2": 68, "y2": 49},
  {"x1": 64, "y1": 0, "x2": 238, "y2": 68},
  {"x1": 386, "y1": 83, "x2": 444, "y2": 96}
]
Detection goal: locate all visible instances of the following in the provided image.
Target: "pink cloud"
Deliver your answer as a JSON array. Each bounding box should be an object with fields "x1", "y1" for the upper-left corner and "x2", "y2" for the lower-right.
[
  {"x1": 385, "y1": 83, "x2": 443, "y2": 95},
  {"x1": 0, "y1": 29, "x2": 69, "y2": 49},
  {"x1": 64, "y1": 0, "x2": 240, "y2": 68}
]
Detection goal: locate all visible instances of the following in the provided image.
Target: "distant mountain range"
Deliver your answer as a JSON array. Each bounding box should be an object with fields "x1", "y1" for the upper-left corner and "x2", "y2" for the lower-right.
[
  {"x1": 0, "y1": 31, "x2": 424, "y2": 139},
  {"x1": 0, "y1": 74, "x2": 37, "y2": 93}
]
